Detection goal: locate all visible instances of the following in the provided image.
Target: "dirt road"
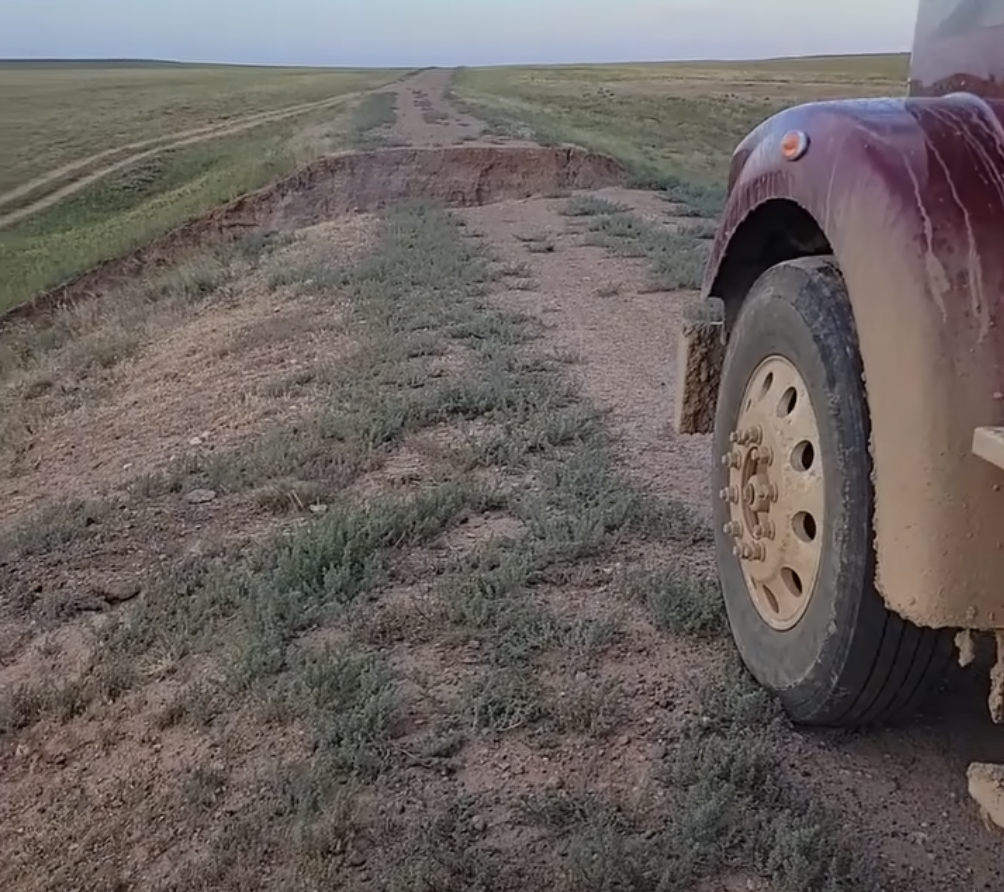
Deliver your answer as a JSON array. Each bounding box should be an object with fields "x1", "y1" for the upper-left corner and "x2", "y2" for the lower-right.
[
  {"x1": 1, "y1": 68, "x2": 1002, "y2": 890},
  {"x1": 354, "y1": 67, "x2": 1004, "y2": 888}
]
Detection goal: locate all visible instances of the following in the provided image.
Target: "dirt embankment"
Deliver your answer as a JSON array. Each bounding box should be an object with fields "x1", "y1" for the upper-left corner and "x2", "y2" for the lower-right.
[{"x1": 3, "y1": 145, "x2": 627, "y2": 328}]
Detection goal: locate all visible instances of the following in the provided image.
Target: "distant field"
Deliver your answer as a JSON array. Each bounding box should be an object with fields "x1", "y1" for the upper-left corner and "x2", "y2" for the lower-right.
[
  {"x1": 0, "y1": 63, "x2": 404, "y2": 197},
  {"x1": 453, "y1": 54, "x2": 908, "y2": 192},
  {"x1": 0, "y1": 63, "x2": 406, "y2": 312}
]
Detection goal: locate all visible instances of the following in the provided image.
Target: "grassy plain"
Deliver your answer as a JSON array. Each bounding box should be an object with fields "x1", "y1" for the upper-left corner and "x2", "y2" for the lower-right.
[
  {"x1": 0, "y1": 62, "x2": 406, "y2": 312},
  {"x1": 454, "y1": 53, "x2": 907, "y2": 192},
  {"x1": 0, "y1": 63, "x2": 404, "y2": 195}
]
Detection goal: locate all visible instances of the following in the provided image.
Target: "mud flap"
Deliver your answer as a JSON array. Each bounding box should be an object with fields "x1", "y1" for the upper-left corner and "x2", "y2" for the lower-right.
[{"x1": 674, "y1": 299, "x2": 725, "y2": 435}]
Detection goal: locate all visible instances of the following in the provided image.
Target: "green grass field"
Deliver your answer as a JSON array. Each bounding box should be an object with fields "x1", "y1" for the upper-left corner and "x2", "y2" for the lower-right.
[
  {"x1": 0, "y1": 63, "x2": 405, "y2": 196},
  {"x1": 0, "y1": 55, "x2": 910, "y2": 316},
  {"x1": 0, "y1": 62, "x2": 406, "y2": 313},
  {"x1": 453, "y1": 54, "x2": 908, "y2": 192}
]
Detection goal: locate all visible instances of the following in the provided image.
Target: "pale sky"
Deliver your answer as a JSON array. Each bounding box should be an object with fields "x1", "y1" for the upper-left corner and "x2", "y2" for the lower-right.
[{"x1": 0, "y1": 0, "x2": 920, "y2": 66}]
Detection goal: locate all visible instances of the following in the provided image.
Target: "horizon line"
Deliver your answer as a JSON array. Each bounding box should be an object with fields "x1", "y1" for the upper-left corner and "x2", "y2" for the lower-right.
[{"x1": 0, "y1": 50, "x2": 911, "y2": 70}]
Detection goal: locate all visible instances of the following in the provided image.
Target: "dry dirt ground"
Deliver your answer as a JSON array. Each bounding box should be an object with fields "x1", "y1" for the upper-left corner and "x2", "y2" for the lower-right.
[{"x1": 1, "y1": 68, "x2": 1003, "y2": 891}]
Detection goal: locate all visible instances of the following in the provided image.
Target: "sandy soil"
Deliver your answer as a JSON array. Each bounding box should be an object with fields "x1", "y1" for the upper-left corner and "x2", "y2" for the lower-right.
[{"x1": 1, "y1": 68, "x2": 1002, "y2": 891}]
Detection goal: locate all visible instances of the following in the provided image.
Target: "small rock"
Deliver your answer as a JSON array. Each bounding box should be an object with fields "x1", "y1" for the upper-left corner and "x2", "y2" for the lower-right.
[
  {"x1": 471, "y1": 815, "x2": 488, "y2": 832},
  {"x1": 188, "y1": 436, "x2": 203, "y2": 446},
  {"x1": 308, "y1": 503, "x2": 328, "y2": 514},
  {"x1": 185, "y1": 489, "x2": 217, "y2": 504},
  {"x1": 95, "y1": 580, "x2": 142, "y2": 604}
]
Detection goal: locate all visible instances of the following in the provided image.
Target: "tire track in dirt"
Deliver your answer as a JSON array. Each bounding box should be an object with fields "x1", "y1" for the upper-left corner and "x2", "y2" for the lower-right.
[
  {"x1": 378, "y1": 68, "x2": 534, "y2": 148},
  {"x1": 0, "y1": 95, "x2": 362, "y2": 212},
  {"x1": 0, "y1": 90, "x2": 373, "y2": 231},
  {"x1": 0, "y1": 69, "x2": 488, "y2": 234}
]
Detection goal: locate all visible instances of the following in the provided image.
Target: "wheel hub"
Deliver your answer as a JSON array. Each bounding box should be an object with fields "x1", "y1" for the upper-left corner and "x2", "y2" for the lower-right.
[{"x1": 719, "y1": 355, "x2": 825, "y2": 630}]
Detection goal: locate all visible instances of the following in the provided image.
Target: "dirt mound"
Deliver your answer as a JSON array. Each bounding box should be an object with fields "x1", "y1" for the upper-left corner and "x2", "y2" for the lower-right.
[
  {"x1": 258, "y1": 145, "x2": 624, "y2": 221},
  {"x1": 3, "y1": 146, "x2": 628, "y2": 326}
]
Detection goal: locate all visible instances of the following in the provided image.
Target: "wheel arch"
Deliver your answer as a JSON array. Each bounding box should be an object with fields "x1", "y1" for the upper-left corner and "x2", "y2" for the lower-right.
[
  {"x1": 709, "y1": 198, "x2": 832, "y2": 334},
  {"x1": 675, "y1": 198, "x2": 833, "y2": 437}
]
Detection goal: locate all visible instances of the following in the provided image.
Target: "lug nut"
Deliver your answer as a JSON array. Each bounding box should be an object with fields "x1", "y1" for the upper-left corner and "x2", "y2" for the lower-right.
[
  {"x1": 723, "y1": 521, "x2": 742, "y2": 537},
  {"x1": 757, "y1": 445, "x2": 773, "y2": 466},
  {"x1": 735, "y1": 425, "x2": 764, "y2": 446}
]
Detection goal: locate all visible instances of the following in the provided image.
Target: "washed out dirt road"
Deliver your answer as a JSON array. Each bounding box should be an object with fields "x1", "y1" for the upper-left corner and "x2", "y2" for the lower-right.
[
  {"x1": 0, "y1": 67, "x2": 1002, "y2": 890},
  {"x1": 389, "y1": 67, "x2": 1004, "y2": 889}
]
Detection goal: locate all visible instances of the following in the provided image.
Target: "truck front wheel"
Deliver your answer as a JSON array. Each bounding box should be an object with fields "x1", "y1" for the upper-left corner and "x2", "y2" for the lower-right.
[{"x1": 712, "y1": 255, "x2": 952, "y2": 726}]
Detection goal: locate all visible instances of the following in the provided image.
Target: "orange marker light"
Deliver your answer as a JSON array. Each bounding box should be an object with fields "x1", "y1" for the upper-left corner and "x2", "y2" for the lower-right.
[{"x1": 780, "y1": 130, "x2": 809, "y2": 161}]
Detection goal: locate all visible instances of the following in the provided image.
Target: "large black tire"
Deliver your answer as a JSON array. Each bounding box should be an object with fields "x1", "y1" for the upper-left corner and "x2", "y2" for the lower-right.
[{"x1": 712, "y1": 256, "x2": 953, "y2": 727}]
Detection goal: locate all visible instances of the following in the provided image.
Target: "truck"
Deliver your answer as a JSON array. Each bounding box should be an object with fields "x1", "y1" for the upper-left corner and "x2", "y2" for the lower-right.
[{"x1": 675, "y1": 0, "x2": 1004, "y2": 831}]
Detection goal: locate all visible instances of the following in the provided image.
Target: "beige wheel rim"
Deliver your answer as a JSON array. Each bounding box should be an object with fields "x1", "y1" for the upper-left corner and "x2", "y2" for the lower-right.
[{"x1": 719, "y1": 355, "x2": 825, "y2": 631}]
